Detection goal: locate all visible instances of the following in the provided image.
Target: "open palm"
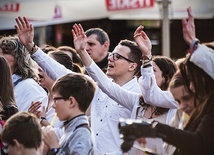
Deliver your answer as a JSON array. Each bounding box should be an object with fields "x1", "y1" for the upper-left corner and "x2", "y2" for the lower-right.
[
  {"x1": 72, "y1": 24, "x2": 87, "y2": 52},
  {"x1": 15, "y1": 17, "x2": 34, "y2": 46},
  {"x1": 134, "y1": 25, "x2": 152, "y2": 55}
]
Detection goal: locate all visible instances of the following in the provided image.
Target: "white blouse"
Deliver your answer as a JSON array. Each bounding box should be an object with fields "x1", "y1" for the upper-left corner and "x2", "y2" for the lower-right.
[{"x1": 13, "y1": 74, "x2": 48, "y2": 112}]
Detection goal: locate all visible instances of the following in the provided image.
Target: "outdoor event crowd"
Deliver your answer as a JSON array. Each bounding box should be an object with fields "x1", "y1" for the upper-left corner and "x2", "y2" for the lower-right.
[{"x1": 0, "y1": 6, "x2": 213, "y2": 155}]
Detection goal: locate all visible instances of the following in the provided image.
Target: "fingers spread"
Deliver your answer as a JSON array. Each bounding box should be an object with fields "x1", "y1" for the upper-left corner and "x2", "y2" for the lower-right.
[
  {"x1": 23, "y1": 17, "x2": 30, "y2": 28},
  {"x1": 15, "y1": 17, "x2": 23, "y2": 30}
]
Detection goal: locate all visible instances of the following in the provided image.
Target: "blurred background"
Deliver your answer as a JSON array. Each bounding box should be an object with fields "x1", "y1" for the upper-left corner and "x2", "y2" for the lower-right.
[{"x1": 0, "y1": 0, "x2": 213, "y2": 59}]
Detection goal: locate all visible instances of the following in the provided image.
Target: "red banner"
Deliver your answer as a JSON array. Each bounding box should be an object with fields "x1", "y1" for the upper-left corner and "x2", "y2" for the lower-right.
[
  {"x1": 0, "y1": 3, "x2": 19, "y2": 12},
  {"x1": 106, "y1": 0, "x2": 154, "y2": 11}
]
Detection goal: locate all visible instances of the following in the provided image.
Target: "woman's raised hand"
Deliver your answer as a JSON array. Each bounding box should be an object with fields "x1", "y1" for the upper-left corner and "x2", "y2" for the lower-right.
[{"x1": 14, "y1": 17, "x2": 34, "y2": 50}]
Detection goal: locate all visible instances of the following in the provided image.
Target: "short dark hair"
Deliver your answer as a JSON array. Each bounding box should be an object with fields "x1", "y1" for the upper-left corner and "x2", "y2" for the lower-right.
[
  {"x1": 2, "y1": 111, "x2": 42, "y2": 149},
  {"x1": 52, "y1": 73, "x2": 96, "y2": 112},
  {"x1": 119, "y1": 39, "x2": 142, "y2": 76},
  {"x1": 85, "y1": 28, "x2": 110, "y2": 45}
]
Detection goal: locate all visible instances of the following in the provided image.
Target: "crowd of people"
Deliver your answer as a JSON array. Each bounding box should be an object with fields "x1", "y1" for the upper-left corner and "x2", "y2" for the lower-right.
[{"x1": 0, "y1": 6, "x2": 213, "y2": 155}]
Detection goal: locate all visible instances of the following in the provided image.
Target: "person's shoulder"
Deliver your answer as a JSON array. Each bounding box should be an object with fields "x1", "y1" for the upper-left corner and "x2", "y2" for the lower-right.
[
  {"x1": 66, "y1": 124, "x2": 92, "y2": 146},
  {"x1": 21, "y1": 78, "x2": 41, "y2": 87},
  {"x1": 19, "y1": 78, "x2": 36, "y2": 84},
  {"x1": 19, "y1": 78, "x2": 47, "y2": 93}
]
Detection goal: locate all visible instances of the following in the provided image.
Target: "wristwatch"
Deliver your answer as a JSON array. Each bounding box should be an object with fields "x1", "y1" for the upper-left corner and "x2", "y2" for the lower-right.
[
  {"x1": 48, "y1": 148, "x2": 60, "y2": 155},
  {"x1": 189, "y1": 38, "x2": 200, "y2": 54},
  {"x1": 38, "y1": 116, "x2": 46, "y2": 123},
  {"x1": 141, "y1": 54, "x2": 152, "y2": 61}
]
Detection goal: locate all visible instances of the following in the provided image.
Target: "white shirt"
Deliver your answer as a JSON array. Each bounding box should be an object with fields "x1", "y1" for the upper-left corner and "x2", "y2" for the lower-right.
[
  {"x1": 90, "y1": 71, "x2": 141, "y2": 154},
  {"x1": 139, "y1": 67, "x2": 178, "y2": 109},
  {"x1": 32, "y1": 48, "x2": 140, "y2": 154},
  {"x1": 86, "y1": 62, "x2": 177, "y2": 118},
  {"x1": 190, "y1": 44, "x2": 214, "y2": 79},
  {"x1": 32, "y1": 48, "x2": 176, "y2": 154},
  {"x1": 86, "y1": 62, "x2": 177, "y2": 155},
  {"x1": 32, "y1": 49, "x2": 71, "y2": 81},
  {"x1": 13, "y1": 74, "x2": 48, "y2": 111}
]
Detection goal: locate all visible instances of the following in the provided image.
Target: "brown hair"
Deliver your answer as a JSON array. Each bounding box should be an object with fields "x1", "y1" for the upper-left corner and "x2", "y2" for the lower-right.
[
  {"x1": 153, "y1": 55, "x2": 178, "y2": 90},
  {"x1": 0, "y1": 56, "x2": 16, "y2": 107},
  {"x1": 48, "y1": 50, "x2": 83, "y2": 73},
  {"x1": 57, "y1": 46, "x2": 83, "y2": 67},
  {"x1": 119, "y1": 39, "x2": 142, "y2": 77},
  {"x1": 180, "y1": 54, "x2": 214, "y2": 130},
  {"x1": 52, "y1": 73, "x2": 96, "y2": 112},
  {"x1": 2, "y1": 112, "x2": 42, "y2": 149}
]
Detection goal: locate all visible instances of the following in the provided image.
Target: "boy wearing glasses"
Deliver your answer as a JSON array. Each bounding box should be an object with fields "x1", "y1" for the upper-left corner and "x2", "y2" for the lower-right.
[{"x1": 42, "y1": 73, "x2": 96, "y2": 155}]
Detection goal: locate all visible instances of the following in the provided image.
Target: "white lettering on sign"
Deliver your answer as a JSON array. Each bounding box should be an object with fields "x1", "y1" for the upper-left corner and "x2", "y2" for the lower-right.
[
  {"x1": 0, "y1": 3, "x2": 19, "y2": 12},
  {"x1": 106, "y1": 0, "x2": 154, "y2": 11}
]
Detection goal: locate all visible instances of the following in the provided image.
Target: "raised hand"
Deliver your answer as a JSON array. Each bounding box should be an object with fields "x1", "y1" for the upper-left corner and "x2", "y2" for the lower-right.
[
  {"x1": 38, "y1": 67, "x2": 54, "y2": 89},
  {"x1": 134, "y1": 25, "x2": 152, "y2": 56},
  {"x1": 28, "y1": 101, "x2": 42, "y2": 117},
  {"x1": 71, "y1": 24, "x2": 87, "y2": 52},
  {"x1": 182, "y1": 7, "x2": 196, "y2": 46},
  {"x1": 14, "y1": 16, "x2": 34, "y2": 50}
]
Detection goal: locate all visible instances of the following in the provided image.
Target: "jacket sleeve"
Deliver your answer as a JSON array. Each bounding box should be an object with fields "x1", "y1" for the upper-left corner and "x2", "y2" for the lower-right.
[
  {"x1": 31, "y1": 48, "x2": 73, "y2": 80},
  {"x1": 190, "y1": 44, "x2": 214, "y2": 79},
  {"x1": 155, "y1": 95, "x2": 214, "y2": 154},
  {"x1": 139, "y1": 66, "x2": 178, "y2": 109},
  {"x1": 86, "y1": 61, "x2": 139, "y2": 110}
]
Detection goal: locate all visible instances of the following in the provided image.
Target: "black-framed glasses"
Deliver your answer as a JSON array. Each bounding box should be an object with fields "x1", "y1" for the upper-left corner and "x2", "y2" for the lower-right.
[
  {"x1": 53, "y1": 97, "x2": 66, "y2": 104},
  {"x1": 109, "y1": 53, "x2": 134, "y2": 63}
]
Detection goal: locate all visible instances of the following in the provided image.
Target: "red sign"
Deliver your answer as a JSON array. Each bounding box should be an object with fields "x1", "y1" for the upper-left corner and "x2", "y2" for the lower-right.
[
  {"x1": 106, "y1": 0, "x2": 154, "y2": 11},
  {"x1": 0, "y1": 3, "x2": 19, "y2": 12},
  {"x1": 54, "y1": 5, "x2": 62, "y2": 18}
]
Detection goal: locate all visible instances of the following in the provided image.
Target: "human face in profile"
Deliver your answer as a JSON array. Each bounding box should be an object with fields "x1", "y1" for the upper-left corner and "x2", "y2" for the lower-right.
[
  {"x1": 52, "y1": 91, "x2": 71, "y2": 121},
  {"x1": 152, "y1": 61, "x2": 165, "y2": 88}
]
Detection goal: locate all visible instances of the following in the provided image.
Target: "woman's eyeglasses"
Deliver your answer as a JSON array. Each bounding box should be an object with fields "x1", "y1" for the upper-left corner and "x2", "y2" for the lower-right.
[{"x1": 109, "y1": 53, "x2": 134, "y2": 63}]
